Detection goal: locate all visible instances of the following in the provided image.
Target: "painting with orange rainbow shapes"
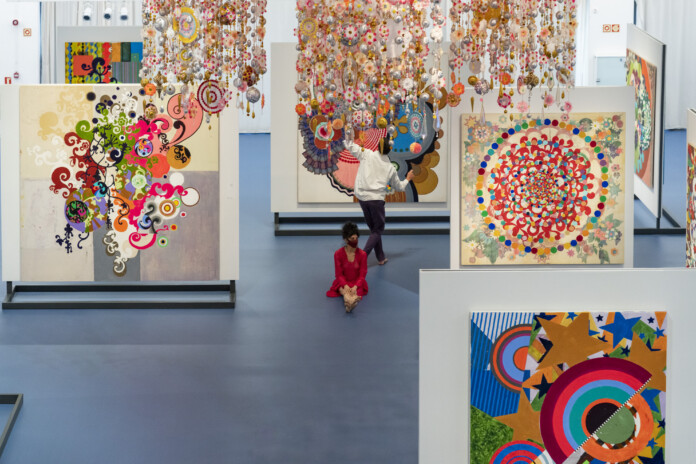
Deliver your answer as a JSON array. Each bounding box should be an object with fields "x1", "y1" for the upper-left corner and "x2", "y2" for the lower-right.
[{"x1": 470, "y1": 311, "x2": 666, "y2": 464}]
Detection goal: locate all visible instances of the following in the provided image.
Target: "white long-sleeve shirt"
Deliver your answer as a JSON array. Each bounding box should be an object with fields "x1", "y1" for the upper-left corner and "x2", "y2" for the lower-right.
[{"x1": 345, "y1": 141, "x2": 410, "y2": 201}]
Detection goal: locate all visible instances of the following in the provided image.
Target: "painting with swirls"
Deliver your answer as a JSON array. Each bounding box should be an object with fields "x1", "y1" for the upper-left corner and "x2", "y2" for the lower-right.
[{"x1": 19, "y1": 84, "x2": 220, "y2": 281}]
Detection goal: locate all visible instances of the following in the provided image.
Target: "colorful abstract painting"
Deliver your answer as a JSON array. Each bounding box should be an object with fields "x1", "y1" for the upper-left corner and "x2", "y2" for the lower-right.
[
  {"x1": 688, "y1": 144, "x2": 696, "y2": 268},
  {"x1": 65, "y1": 42, "x2": 143, "y2": 83},
  {"x1": 19, "y1": 84, "x2": 220, "y2": 281},
  {"x1": 298, "y1": 103, "x2": 444, "y2": 203},
  {"x1": 627, "y1": 49, "x2": 657, "y2": 189},
  {"x1": 460, "y1": 113, "x2": 626, "y2": 265},
  {"x1": 470, "y1": 311, "x2": 667, "y2": 464}
]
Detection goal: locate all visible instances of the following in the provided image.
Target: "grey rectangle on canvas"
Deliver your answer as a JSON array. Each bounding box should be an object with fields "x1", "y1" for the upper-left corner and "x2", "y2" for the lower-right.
[
  {"x1": 92, "y1": 225, "x2": 141, "y2": 281},
  {"x1": 139, "y1": 171, "x2": 220, "y2": 281}
]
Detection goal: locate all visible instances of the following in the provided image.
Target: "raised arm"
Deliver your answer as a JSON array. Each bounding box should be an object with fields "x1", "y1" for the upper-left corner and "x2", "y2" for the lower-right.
[
  {"x1": 343, "y1": 140, "x2": 366, "y2": 161},
  {"x1": 387, "y1": 166, "x2": 414, "y2": 192}
]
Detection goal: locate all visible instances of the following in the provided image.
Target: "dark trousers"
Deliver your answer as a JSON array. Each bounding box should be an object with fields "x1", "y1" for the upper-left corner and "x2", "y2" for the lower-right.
[{"x1": 358, "y1": 200, "x2": 386, "y2": 262}]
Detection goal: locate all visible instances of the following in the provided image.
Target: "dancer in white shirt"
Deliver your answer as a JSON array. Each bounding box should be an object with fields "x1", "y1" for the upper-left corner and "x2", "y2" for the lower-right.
[{"x1": 344, "y1": 134, "x2": 414, "y2": 265}]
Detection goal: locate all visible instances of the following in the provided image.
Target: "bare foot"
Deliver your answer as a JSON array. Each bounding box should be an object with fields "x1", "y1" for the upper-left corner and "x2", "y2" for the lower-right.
[{"x1": 378, "y1": 258, "x2": 388, "y2": 265}]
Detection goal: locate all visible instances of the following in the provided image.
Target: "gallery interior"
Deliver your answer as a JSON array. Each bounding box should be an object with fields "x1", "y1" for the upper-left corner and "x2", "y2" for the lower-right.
[{"x1": 0, "y1": 0, "x2": 693, "y2": 462}]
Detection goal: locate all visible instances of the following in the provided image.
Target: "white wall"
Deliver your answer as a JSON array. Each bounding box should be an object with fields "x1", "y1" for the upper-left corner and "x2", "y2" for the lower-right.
[
  {"x1": 637, "y1": 0, "x2": 696, "y2": 129},
  {"x1": 0, "y1": 0, "x2": 41, "y2": 85},
  {"x1": 244, "y1": 0, "x2": 295, "y2": 133},
  {"x1": 577, "y1": 0, "x2": 634, "y2": 86}
]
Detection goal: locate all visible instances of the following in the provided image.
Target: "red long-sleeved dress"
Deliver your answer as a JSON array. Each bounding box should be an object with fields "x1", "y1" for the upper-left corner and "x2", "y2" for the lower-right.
[{"x1": 326, "y1": 247, "x2": 368, "y2": 297}]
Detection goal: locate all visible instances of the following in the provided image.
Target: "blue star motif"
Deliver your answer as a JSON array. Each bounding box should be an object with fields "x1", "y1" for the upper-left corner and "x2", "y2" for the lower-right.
[
  {"x1": 640, "y1": 447, "x2": 665, "y2": 464},
  {"x1": 641, "y1": 388, "x2": 661, "y2": 413},
  {"x1": 647, "y1": 438, "x2": 657, "y2": 448},
  {"x1": 655, "y1": 327, "x2": 665, "y2": 339},
  {"x1": 620, "y1": 346, "x2": 630, "y2": 356},
  {"x1": 567, "y1": 312, "x2": 578, "y2": 321},
  {"x1": 601, "y1": 313, "x2": 642, "y2": 348},
  {"x1": 648, "y1": 317, "x2": 655, "y2": 324}
]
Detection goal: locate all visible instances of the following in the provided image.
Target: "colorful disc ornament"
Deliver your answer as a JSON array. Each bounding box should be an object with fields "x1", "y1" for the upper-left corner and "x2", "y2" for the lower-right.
[
  {"x1": 476, "y1": 118, "x2": 610, "y2": 257},
  {"x1": 490, "y1": 324, "x2": 532, "y2": 392},
  {"x1": 135, "y1": 138, "x2": 154, "y2": 158},
  {"x1": 175, "y1": 7, "x2": 199, "y2": 43},
  {"x1": 65, "y1": 200, "x2": 89, "y2": 224},
  {"x1": 539, "y1": 357, "x2": 652, "y2": 464},
  {"x1": 197, "y1": 80, "x2": 228, "y2": 114}
]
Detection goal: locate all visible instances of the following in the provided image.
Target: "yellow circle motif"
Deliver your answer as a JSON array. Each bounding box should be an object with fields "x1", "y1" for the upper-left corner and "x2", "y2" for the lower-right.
[
  {"x1": 174, "y1": 7, "x2": 199, "y2": 44},
  {"x1": 299, "y1": 19, "x2": 318, "y2": 38}
]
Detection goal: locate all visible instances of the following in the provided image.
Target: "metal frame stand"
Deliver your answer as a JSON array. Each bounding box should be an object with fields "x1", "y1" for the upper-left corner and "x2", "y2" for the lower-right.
[
  {"x1": 0, "y1": 394, "x2": 23, "y2": 459},
  {"x1": 635, "y1": 207, "x2": 685, "y2": 235},
  {"x1": 273, "y1": 212, "x2": 449, "y2": 236},
  {"x1": 3, "y1": 281, "x2": 235, "y2": 310}
]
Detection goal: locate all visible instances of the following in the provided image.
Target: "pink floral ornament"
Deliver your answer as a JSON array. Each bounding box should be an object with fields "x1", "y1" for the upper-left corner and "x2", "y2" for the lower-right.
[
  {"x1": 351, "y1": 110, "x2": 373, "y2": 127},
  {"x1": 363, "y1": 61, "x2": 377, "y2": 75},
  {"x1": 543, "y1": 93, "x2": 555, "y2": 106},
  {"x1": 341, "y1": 24, "x2": 359, "y2": 44},
  {"x1": 397, "y1": 29, "x2": 413, "y2": 44},
  {"x1": 497, "y1": 94, "x2": 511, "y2": 109},
  {"x1": 363, "y1": 31, "x2": 377, "y2": 45},
  {"x1": 516, "y1": 100, "x2": 529, "y2": 113}
]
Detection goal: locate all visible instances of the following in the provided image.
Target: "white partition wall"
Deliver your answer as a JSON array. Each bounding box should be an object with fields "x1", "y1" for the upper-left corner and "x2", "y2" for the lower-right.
[
  {"x1": 270, "y1": 42, "x2": 449, "y2": 214},
  {"x1": 449, "y1": 87, "x2": 635, "y2": 269},
  {"x1": 627, "y1": 24, "x2": 666, "y2": 218},
  {"x1": 420, "y1": 268, "x2": 692, "y2": 464},
  {"x1": 0, "y1": 86, "x2": 21, "y2": 281}
]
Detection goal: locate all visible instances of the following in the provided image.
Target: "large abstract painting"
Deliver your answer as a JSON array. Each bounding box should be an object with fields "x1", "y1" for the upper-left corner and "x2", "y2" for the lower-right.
[
  {"x1": 19, "y1": 84, "x2": 220, "y2": 281},
  {"x1": 470, "y1": 311, "x2": 667, "y2": 464},
  {"x1": 297, "y1": 103, "x2": 446, "y2": 203},
  {"x1": 627, "y1": 49, "x2": 657, "y2": 189},
  {"x1": 65, "y1": 42, "x2": 143, "y2": 84},
  {"x1": 688, "y1": 144, "x2": 696, "y2": 268},
  {"x1": 460, "y1": 113, "x2": 626, "y2": 265}
]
